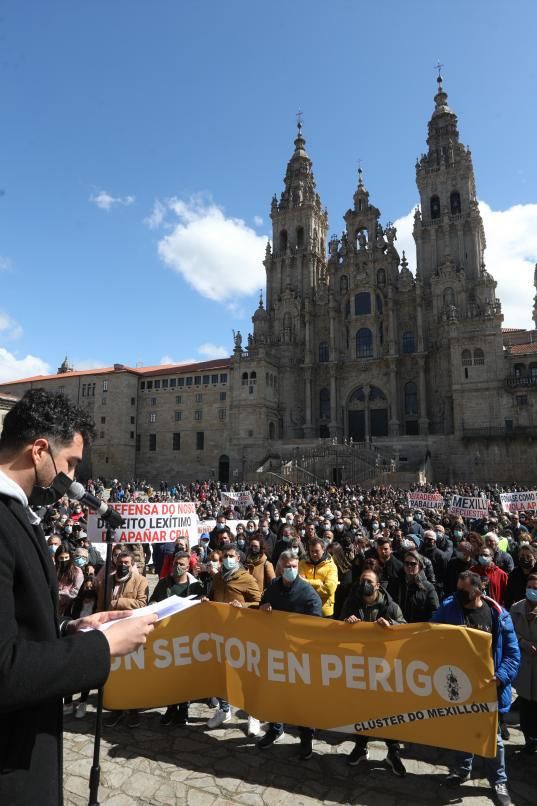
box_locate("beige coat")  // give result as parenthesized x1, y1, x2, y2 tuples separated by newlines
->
(210, 567, 261, 607)
(510, 598, 537, 701)
(97, 570, 148, 611)
(244, 554, 275, 593)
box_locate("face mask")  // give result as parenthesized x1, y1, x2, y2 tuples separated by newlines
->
(405, 517, 412, 523)
(29, 468, 73, 508)
(282, 566, 298, 582)
(335, 524, 344, 532)
(455, 589, 473, 607)
(526, 588, 537, 602)
(174, 565, 188, 576)
(359, 580, 375, 597)
(273, 515, 280, 521)
(282, 535, 291, 543)
(216, 524, 225, 531)
(222, 557, 237, 571)
(209, 561, 219, 571)
(371, 523, 379, 532)
(291, 547, 299, 557)
(249, 546, 260, 556)
(74, 556, 87, 568)
(454, 530, 463, 538)
(58, 559, 70, 570)
(478, 555, 492, 567)
(415, 514, 422, 522)
(299, 529, 306, 537)
(261, 527, 269, 535)
(237, 539, 246, 549)
(64, 526, 72, 535)
(116, 565, 131, 580)
(48, 544, 58, 555)
(455, 550, 468, 561)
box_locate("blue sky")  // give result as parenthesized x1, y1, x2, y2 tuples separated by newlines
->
(1, 0, 537, 381)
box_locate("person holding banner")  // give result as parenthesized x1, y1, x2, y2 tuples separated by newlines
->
(298, 537, 339, 617)
(432, 571, 520, 806)
(339, 567, 407, 775)
(257, 549, 322, 758)
(470, 547, 508, 606)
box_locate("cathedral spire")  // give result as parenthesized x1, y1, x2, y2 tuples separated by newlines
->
(427, 68, 459, 150)
(277, 115, 320, 211)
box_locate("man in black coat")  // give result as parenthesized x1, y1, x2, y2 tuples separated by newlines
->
(0, 389, 157, 806)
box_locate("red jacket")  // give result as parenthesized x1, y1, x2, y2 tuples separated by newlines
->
(470, 562, 508, 605)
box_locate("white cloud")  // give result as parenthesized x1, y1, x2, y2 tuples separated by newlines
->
(157, 195, 267, 302)
(159, 355, 194, 366)
(144, 200, 167, 230)
(0, 256, 12, 271)
(0, 347, 50, 383)
(253, 215, 264, 227)
(393, 201, 537, 329)
(89, 190, 135, 211)
(197, 343, 229, 359)
(72, 358, 105, 370)
(0, 311, 23, 340)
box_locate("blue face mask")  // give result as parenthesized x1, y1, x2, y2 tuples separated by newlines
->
(74, 556, 87, 568)
(222, 557, 237, 571)
(478, 555, 492, 567)
(282, 566, 298, 582)
(526, 588, 537, 603)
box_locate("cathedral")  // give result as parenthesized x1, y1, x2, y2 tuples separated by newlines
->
(2, 75, 537, 485)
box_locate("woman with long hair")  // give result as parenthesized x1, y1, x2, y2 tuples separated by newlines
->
(55, 542, 83, 617)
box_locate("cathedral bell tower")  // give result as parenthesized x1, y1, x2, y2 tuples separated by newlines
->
(266, 119, 328, 314)
(413, 72, 486, 285)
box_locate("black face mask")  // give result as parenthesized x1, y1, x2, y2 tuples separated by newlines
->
(359, 580, 375, 598)
(116, 565, 131, 580)
(30, 470, 73, 508)
(519, 558, 533, 568)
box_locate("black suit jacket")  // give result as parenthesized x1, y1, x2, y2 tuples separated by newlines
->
(0, 493, 110, 806)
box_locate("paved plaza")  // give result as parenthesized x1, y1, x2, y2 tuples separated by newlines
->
(63, 700, 534, 806)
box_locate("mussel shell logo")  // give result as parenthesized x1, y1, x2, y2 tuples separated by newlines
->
(433, 665, 472, 703)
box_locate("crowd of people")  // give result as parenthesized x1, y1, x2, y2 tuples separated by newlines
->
(38, 476, 537, 806)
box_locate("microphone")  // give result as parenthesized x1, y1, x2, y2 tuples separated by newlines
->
(68, 481, 125, 529)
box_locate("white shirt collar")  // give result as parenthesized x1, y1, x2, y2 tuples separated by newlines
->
(0, 468, 41, 525)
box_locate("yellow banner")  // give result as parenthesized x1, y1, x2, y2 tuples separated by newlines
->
(104, 602, 498, 757)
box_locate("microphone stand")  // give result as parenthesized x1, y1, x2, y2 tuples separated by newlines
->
(88, 520, 116, 806)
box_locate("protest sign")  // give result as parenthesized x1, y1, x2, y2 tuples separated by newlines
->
(104, 602, 497, 758)
(87, 501, 197, 546)
(447, 494, 489, 519)
(499, 491, 537, 513)
(407, 492, 444, 510)
(196, 519, 259, 542)
(220, 491, 254, 509)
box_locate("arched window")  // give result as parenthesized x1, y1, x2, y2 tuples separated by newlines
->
(296, 226, 304, 249)
(319, 342, 329, 363)
(339, 275, 349, 294)
(443, 287, 455, 307)
(268, 422, 275, 440)
(430, 195, 441, 220)
(377, 268, 386, 286)
(473, 348, 485, 366)
(354, 292, 371, 315)
(241, 372, 248, 386)
(350, 387, 365, 403)
(450, 191, 461, 215)
(461, 349, 472, 366)
(249, 371, 257, 384)
(356, 328, 373, 358)
(375, 292, 383, 314)
(320, 388, 330, 420)
(279, 229, 288, 252)
(404, 382, 418, 416)
(369, 386, 386, 402)
(402, 331, 415, 354)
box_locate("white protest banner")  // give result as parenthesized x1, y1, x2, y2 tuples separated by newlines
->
(499, 491, 537, 513)
(196, 519, 259, 544)
(448, 494, 489, 520)
(407, 492, 444, 510)
(220, 491, 254, 509)
(87, 501, 198, 545)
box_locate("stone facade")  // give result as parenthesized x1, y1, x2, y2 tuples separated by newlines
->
(1, 76, 537, 484)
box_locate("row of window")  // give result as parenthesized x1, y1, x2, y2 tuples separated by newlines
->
(319, 330, 416, 362)
(461, 349, 485, 366)
(140, 373, 228, 391)
(513, 363, 537, 379)
(137, 432, 205, 452)
(430, 191, 461, 220)
(81, 383, 96, 397)
(149, 392, 227, 406)
(149, 409, 226, 423)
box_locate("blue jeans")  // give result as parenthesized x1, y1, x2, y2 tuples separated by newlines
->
(452, 727, 506, 786)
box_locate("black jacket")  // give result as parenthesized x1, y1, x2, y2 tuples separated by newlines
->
(0, 493, 110, 806)
(339, 586, 405, 624)
(393, 571, 439, 623)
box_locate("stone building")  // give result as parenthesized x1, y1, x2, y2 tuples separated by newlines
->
(1, 76, 537, 485)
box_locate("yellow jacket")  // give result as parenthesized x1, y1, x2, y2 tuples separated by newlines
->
(298, 556, 339, 616)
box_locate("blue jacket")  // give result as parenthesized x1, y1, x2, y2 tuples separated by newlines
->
(261, 576, 322, 617)
(431, 594, 520, 712)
